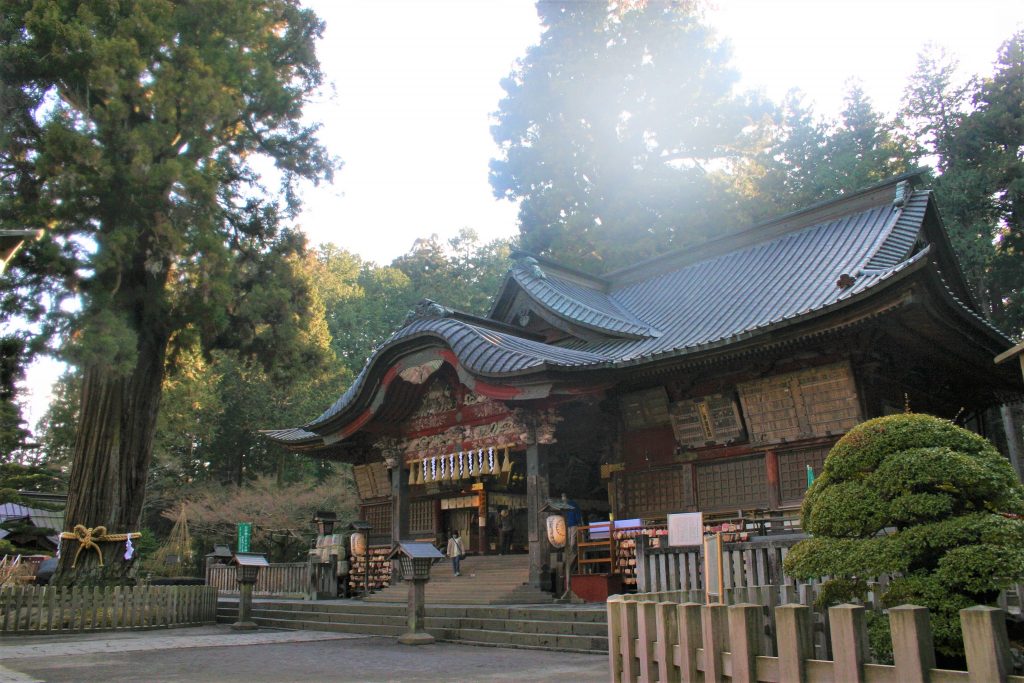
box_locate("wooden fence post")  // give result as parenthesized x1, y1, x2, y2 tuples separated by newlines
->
(829, 604, 869, 683)
(728, 604, 762, 683)
(608, 596, 627, 682)
(776, 604, 813, 683)
(701, 603, 729, 683)
(889, 604, 936, 683)
(655, 602, 680, 683)
(676, 603, 702, 683)
(636, 601, 658, 681)
(960, 606, 1011, 683)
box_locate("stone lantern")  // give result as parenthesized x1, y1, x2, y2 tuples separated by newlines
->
(313, 510, 337, 537)
(387, 542, 444, 645)
(231, 552, 268, 631)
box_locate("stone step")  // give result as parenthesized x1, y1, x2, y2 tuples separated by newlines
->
(220, 600, 606, 623)
(446, 627, 607, 653)
(216, 599, 609, 653)
(219, 606, 606, 637)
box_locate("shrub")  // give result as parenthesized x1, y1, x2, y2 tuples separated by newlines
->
(785, 413, 1024, 659)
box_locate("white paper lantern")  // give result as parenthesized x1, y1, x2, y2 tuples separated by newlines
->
(546, 515, 567, 549)
(350, 531, 366, 556)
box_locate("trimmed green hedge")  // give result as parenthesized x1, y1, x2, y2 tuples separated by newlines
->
(784, 413, 1024, 659)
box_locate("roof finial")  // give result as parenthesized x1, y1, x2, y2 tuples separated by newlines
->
(516, 255, 546, 280)
(893, 180, 909, 207)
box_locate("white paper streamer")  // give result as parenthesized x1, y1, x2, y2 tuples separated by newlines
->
(423, 459, 428, 482)
(431, 456, 437, 481)
(478, 449, 484, 474)
(124, 535, 135, 561)
(459, 452, 464, 477)
(440, 454, 446, 479)
(468, 450, 474, 475)
(448, 454, 455, 479)
(488, 447, 495, 473)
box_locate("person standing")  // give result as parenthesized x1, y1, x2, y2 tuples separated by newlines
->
(498, 508, 513, 555)
(446, 530, 464, 576)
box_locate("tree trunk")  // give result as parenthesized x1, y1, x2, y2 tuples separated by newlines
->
(56, 254, 171, 585)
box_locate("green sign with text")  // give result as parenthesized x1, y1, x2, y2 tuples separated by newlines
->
(237, 522, 252, 553)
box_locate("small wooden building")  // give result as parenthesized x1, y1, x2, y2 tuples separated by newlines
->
(267, 173, 1023, 594)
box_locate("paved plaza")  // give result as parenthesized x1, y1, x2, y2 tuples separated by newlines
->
(0, 625, 607, 682)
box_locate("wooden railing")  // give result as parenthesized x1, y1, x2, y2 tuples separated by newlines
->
(206, 559, 337, 599)
(607, 597, 1024, 682)
(0, 585, 218, 635)
(635, 534, 805, 593)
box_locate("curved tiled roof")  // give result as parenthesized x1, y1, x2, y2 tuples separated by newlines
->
(562, 201, 908, 360)
(269, 182, 1014, 446)
(509, 261, 662, 339)
(305, 316, 613, 430)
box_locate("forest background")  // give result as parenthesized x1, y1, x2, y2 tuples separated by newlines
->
(1, 1, 1022, 569)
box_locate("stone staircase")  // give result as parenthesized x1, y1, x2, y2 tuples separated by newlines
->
(363, 553, 553, 605)
(216, 599, 608, 653)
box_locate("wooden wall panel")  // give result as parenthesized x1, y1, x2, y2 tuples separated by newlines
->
(695, 456, 768, 511)
(738, 362, 861, 445)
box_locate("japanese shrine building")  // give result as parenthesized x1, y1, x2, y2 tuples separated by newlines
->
(267, 172, 1023, 592)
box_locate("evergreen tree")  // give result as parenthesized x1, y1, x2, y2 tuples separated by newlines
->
(902, 34, 1024, 336)
(741, 85, 917, 223)
(0, 0, 334, 582)
(490, 0, 761, 271)
(960, 32, 1024, 335)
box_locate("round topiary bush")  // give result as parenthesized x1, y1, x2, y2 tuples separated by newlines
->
(784, 413, 1024, 660)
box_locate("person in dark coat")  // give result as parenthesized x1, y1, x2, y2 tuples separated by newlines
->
(498, 508, 513, 554)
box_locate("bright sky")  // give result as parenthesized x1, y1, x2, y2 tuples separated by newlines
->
(19, 0, 1024, 429)
(299, 0, 1024, 265)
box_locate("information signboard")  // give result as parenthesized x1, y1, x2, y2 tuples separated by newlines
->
(237, 522, 252, 553)
(667, 512, 703, 547)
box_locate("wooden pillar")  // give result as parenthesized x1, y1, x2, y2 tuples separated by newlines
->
(765, 449, 781, 510)
(1000, 404, 1023, 482)
(526, 440, 550, 589)
(476, 486, 488, 554)
(390, 460, 409, 544)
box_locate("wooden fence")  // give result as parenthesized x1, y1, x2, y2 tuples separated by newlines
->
(0, 585, 218, 635)
(635, 534, 804, 594)
(206, 560, 337, 599)
(607, 598, 1024, 682)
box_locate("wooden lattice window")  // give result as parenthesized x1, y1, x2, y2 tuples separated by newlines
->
(621, 388, 671, 430)
(409, 499, 434, 535)
(738, 362, 861, 444)
(695, 456, 768, 511)
(361, 502, 392, 541)
(670, 393, 746, 447)
(778, 446, 830, 503)
(618, 465, 693, 518)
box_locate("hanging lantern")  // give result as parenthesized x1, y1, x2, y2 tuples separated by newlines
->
(546, 514, 567, 549)
(350, 531, 367, 557)
(501, 447, 512, 474)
